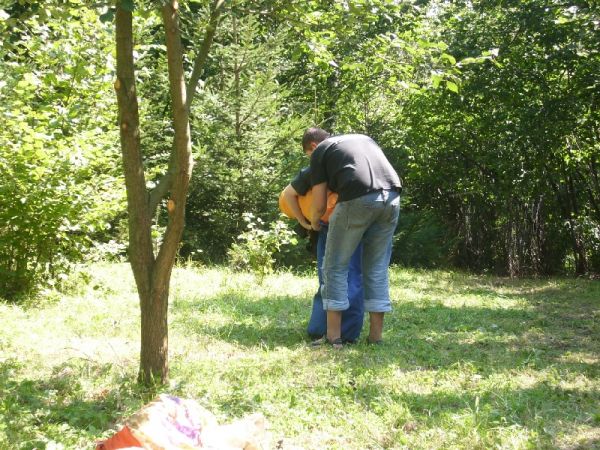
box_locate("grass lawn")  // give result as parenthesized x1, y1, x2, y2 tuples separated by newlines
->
(0, 263, 599, 449)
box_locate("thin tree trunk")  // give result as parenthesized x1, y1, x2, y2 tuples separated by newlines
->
(136, 0, 194, 384)
(114, 8, 154, 286)
(148, 0, 226, 214)
(115, 0, 224, 385)
(139, 286, 169, 383)
(115, 6, 160, 382)
(566, 174, 588, 275)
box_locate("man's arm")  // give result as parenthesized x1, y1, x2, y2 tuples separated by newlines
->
(310, 182, 327, 231)
(282, 184, 311, 230)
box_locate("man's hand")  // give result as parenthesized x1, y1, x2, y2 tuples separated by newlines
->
(310, 182, 327, 231)
(299, 218, 312, 230)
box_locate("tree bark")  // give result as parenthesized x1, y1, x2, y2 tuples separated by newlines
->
(115, 0, 207, 384)
(148, 0, 226, 215)
(114, 7, 154, 285)
(115, 6, 164, 383)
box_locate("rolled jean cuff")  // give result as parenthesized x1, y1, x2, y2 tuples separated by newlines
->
(322, 297, 349, 311)
(364, 298, 392, 313)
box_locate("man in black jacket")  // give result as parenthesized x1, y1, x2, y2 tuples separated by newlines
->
(305, 128, 401, 347)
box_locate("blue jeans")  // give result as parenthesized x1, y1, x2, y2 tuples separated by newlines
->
(322, 189, 400, 312)
(307, 224, 364, 342)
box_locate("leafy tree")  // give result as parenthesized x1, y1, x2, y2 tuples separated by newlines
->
(0, 3, 122, 298)
(402, 0, 600, 275)
(184, 12, 307, 262)
(112, 0, 225, 384)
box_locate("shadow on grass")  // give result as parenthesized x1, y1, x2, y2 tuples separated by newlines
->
(346, 380, 600, 448)
(0, 359, 144, 447)
(169, 274, 599, 447)
(172, 282, 599, 377)
(172, 292, 312, 349)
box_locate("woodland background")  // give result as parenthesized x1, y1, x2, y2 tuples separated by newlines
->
(1, 2, 599, 448)
(1, 0, 599, 298)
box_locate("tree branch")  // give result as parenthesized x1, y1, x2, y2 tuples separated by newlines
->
(153, 0, 193, 294)
(186, 0, 226, 110)
(114, 5, 154, 293)
(148, 0, 226, 215)
(148, 152, 175, 213)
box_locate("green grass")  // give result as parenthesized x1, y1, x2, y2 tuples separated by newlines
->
(1, 263, 599, 449)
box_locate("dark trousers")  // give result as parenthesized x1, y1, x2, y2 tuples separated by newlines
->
(306, 224, 364, 342)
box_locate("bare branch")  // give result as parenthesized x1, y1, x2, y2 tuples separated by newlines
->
(148, 0, 226, 215)
(148, 153, 175, 214)
(186, 0, 227, 110)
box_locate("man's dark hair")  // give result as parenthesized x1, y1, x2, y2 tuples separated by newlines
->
(302, 127, 331, 151)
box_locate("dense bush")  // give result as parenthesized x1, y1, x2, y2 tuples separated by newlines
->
(182, 15, 308, 263)
(1, 1, 598, 282)
(228, 213, 298, 280)
(392, 208, 456, 268)
(0, 119, 121, 299)
(0, 5, 123, 298)
(399, 1, 600, 275)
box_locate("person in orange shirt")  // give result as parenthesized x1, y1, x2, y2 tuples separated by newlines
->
(280, 167, 364, 343)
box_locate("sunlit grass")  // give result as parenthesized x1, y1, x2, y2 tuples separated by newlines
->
(0, 263, 598, 449)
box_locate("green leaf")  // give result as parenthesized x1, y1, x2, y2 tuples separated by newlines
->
(23, 73, 41, 87)
(446, 81, 459, 93)
(99, 9, 114, 23)
(554, 16, 572, 24)
(441, 53, 456, 65)
(457, 57, 479, 67)
(119, 0, 135, 12)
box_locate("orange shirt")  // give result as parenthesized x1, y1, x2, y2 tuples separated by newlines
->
(279, 189, 338, 224)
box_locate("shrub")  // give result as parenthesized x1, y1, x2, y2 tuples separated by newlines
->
(393, 209, 456, 268)
(228, 213, 297, 281)
(0, 7, 123, 299)
(0, 126, 118, 299)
